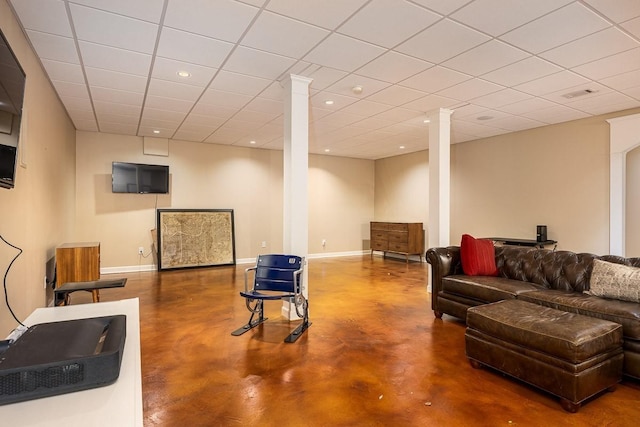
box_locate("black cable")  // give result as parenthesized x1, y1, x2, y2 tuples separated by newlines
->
(0, 233, 25, 327)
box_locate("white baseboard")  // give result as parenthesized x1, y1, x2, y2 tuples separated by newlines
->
(100, 250, 371, 275)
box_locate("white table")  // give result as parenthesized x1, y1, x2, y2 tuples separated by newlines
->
(0, 298, 143, 426)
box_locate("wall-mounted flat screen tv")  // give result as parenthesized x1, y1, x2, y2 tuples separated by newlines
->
(0, 28, 26, 190)
(112, 162, 169, 194)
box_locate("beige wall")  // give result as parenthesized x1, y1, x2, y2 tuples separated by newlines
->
(0, 0, 77, 336)
(375, 108, 640, 256)
(75, 131, 375, 269)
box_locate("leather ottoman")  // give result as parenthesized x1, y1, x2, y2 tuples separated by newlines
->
(465, 299, 623, 412)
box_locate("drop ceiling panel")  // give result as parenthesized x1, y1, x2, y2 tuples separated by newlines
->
(355, 51, 433, 84)
(303, 33, 386, 72)
(208, 71, 271, 97)
(366, 85, 427, 106)
(150, 58, 217, 87)
(40, 59, 84, 83)
(571, 47, 640, 80)
(442, 40, 529, 76)
(396, 19, 489, 64)
(241, 11, 330, 58)
(223, 46, 297, 80)
(69, 4, 159, 53)
(400, 66, 471, 93)
(600, 69, 640, 91)
(451, 0, 572, 36)
(623, 17, 640, 38)
(470, 88, 532, 109)
(90, 86, 144, 105)
(514, 71, 590, 96)
(481, 57, 562, 87)
(437, 78, 503, 102)
(410, 0, 474, 16)
(583, 0, 640, 23)
(164, 0, 258, 43)
(78, 41, 151, 75)
(147, 79, 204, 102)
(325, 74, 390, 98)
(85, 67, 147, 92)
(69, 0, 165, 23)
(540, 28, 640, 69)
(337, 0, 441, 48)
(156, 28, 233, 68)
(500, 3, 611, 54)
(25, 30, 79, 63)
(521, 105, 589, 123)
(10, 0, 72, 36)
(265, 0, 369, 30)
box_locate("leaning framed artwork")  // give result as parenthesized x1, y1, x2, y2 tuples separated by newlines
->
(157, 209, 236, 271)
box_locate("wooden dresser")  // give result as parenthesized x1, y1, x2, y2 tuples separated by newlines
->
(55, 242, 100, 303)
(370, 222, 425, 262)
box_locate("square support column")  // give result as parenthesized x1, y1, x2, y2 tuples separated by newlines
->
(282, 74, 312, 319)
(428, 108, 453, 249)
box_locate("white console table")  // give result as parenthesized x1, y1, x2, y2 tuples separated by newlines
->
(0, 298, 142, 426)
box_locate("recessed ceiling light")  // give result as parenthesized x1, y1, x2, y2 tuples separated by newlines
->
(153, 130, 160, 134)
(324, 100, 334, 105)
(352, 85, 363, 95)
(324, 148, 330, 152)
(250, 140, 256, 144)
(399, 146, 405, 149)
(423, 119, 430, 123)
(177, 71, 191, 78)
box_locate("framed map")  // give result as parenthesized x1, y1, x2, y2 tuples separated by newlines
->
(157, 209, 236, 271)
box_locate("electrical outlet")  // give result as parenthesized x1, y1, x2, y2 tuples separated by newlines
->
(138, 247, 144, 255)
(322, 239, 326, 247)
(261, 241, 267, 248)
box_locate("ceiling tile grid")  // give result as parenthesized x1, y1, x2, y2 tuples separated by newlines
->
(6, 0, 640, 160)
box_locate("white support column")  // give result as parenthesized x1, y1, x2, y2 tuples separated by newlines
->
(607, 113, 640, 256)
(428, 108, 454, 249)
(282, 74, 312, 320)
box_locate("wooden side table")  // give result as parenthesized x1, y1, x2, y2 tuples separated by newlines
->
(55, 242, 100, 304)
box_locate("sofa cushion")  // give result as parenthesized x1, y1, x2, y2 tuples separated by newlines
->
(443, 275, 545, 303)
(586, 259, 640, 303)
(519, 289, 640, 341)
(460, 234, 498, 276)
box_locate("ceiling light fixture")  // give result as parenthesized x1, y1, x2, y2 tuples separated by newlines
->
(324, 100, 334, 105)
(477, 115, 493, 121)
(177, 71, 191, 78)
(250, 140, 256, 144)
(153, 130, 160, 134)
(423, 119, 430, 124)
(399, 146, 405, 149)
(324, 148, 330, 152)
(352, 85, 363, 95)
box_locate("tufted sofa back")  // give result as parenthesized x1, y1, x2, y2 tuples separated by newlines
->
(494, 246, 640, 292)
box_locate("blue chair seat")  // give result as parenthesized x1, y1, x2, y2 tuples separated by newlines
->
(232, 254, 310, 343)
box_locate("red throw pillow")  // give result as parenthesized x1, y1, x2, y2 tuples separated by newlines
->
(460, 234, 498, 276)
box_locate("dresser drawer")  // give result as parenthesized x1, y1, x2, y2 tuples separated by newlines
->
(371, 231, 388, 241)
(371, 240, 388, 251)
(388, 232, 408, 243)
(371, 222, 389, 231)
(388, 223, 408, 232)
(388, 242, 409, 252)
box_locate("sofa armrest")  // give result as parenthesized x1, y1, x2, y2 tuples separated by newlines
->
(426, 246, 461, 312)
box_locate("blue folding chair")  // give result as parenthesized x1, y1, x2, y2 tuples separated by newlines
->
(232, 254, 310, 343)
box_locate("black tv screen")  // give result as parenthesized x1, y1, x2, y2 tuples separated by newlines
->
(112, 162, 169, 194)
(0, 144, 17, 189)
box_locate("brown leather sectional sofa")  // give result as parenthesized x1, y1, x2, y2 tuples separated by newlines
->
(426, 245, 640, 379)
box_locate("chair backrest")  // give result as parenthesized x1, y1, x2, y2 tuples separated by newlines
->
(254, 254, 303, 293)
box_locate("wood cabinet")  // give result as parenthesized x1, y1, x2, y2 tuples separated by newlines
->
(370, 222, 424, 262)
(56, 242, 100, 303)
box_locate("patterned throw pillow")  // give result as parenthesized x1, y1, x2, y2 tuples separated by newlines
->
(586, 259, 640, 303)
